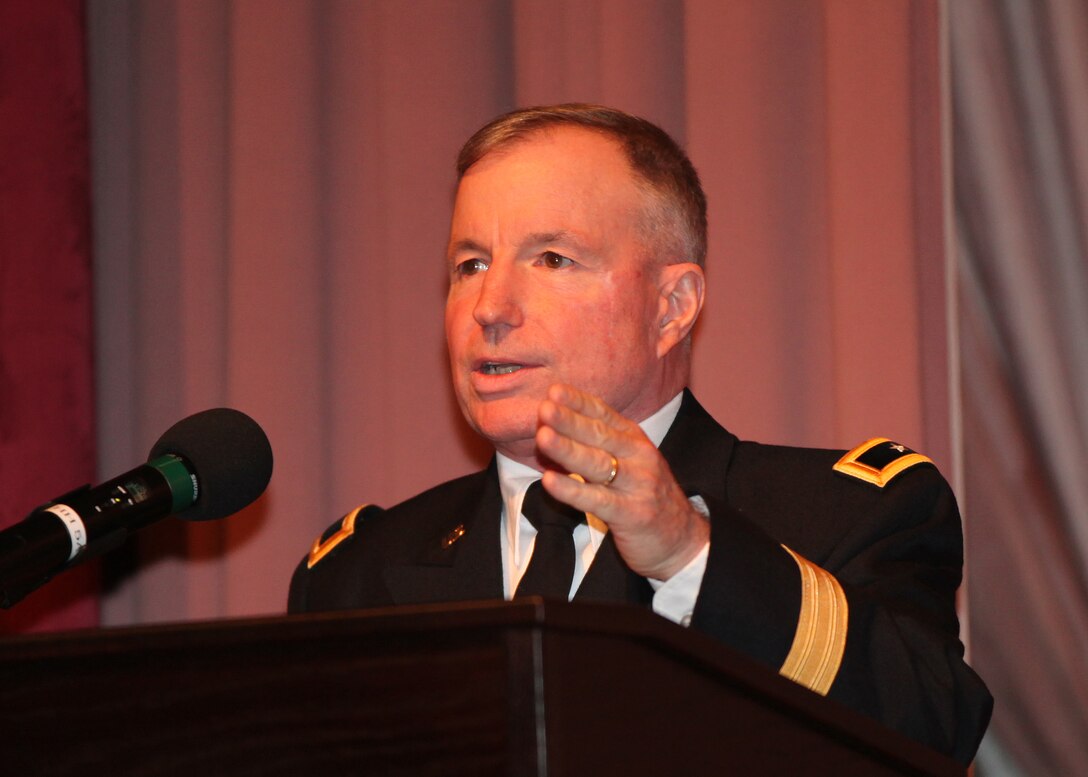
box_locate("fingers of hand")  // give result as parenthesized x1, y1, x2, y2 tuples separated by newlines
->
(538, 397, 611, 450)
(538, 385, 646, 489)
(545, 384, 628, 434)
(541, 468, 616, 517)
(535, 423, 621, 487)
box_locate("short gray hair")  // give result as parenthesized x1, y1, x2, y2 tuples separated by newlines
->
(457, 104, 708, 268)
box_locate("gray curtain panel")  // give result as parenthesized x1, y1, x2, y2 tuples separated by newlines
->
(952, 0, 1088, 774)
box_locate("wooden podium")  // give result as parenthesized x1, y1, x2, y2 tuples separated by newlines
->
(0, 600, 963, 776)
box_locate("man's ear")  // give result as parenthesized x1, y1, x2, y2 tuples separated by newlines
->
(655, 262, 705, 358)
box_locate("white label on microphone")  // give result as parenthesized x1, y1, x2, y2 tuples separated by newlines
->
(44, 504, 88, 562)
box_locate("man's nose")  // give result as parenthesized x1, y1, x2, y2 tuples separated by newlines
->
(472, 263, 523, 330)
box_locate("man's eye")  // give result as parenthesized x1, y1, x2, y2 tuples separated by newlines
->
(540, 251, 574, 269)
(455, 258, 488, 277)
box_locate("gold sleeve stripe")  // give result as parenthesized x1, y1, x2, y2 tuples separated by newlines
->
(307, 505, 368, 569)
(778, 546, 849, 696)
(833, 437, 933, 488)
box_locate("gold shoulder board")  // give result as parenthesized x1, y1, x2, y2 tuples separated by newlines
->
(833, 438, 932, 488)
(307, 504, 369, 569)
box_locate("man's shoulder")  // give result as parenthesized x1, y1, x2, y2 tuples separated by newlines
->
(288, 465, 498, 612)
(730, 436, 948, 496)
(674, 391, 949, 500)
(725, 435, 957, 560)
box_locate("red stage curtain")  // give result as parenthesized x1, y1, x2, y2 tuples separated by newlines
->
(0, 0, 98, 633)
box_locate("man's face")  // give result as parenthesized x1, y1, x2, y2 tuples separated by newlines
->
(445, 126, 672, 464)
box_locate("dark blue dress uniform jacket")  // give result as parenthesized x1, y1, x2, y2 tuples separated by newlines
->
(289, 390, 992, 763)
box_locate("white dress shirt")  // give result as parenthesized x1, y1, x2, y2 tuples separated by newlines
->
(496, 392, 710, 626)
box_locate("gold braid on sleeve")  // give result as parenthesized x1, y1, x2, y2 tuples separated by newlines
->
(777, 545, 849, 696)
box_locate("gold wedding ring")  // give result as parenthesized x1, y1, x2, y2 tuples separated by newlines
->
(569, 455, 619, 487)
(603, 455, 619, 486)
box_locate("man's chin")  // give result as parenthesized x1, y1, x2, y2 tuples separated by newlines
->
(465, 399, 540, 455)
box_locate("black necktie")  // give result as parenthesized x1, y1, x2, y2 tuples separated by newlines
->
(514, 480, 585, 599)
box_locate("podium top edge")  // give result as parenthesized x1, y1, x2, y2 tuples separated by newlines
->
(0, 601, 963, 777)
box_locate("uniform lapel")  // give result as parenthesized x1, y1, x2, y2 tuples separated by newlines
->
(658, 390, 738, 503)
(383, 460, 506, 606)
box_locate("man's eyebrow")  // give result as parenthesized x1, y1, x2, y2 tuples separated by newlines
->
(447, 238, 487, 257)
(448, 231, 582, 256)
(446, 229, 587, 260)
(525, 230, 575, 247)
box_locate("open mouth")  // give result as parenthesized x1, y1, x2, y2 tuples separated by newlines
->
(479, 362, 524, 376)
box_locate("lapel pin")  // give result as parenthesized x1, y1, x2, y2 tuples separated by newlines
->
(442, 524, 466, 549)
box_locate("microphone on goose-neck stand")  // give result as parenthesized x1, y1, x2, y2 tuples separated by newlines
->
(0, 408, 273, 608)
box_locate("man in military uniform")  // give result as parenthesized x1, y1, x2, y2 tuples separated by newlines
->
(289, 104, 991, 763)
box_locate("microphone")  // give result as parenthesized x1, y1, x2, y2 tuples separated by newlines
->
(0, 408, 273, 608)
